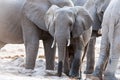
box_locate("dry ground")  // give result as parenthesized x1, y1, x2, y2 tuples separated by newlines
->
(0, 37, 120, 80)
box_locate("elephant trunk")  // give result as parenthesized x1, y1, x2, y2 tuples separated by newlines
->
(57, 45, 66, 76)
(55, 33, 70, 76)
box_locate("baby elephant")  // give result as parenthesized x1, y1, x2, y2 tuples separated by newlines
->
(45, 5, 93, 78)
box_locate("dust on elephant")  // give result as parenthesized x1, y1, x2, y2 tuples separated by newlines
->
(0, 0, 73, 71)
(45, 5, 93, 77)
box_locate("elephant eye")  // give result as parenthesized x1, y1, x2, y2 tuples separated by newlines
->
(69, 22, 72, 27)
(68, 22, 73, 31)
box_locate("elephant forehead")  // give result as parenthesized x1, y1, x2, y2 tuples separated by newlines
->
(56, 8, 74, 16)
(55, 12, 74, 23)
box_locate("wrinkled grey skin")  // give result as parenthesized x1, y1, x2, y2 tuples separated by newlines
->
(83, 0, 103, 74)
(72, 0, 102, 74)
(91, 0, 120, 80)
(0, 0, 73, 71)
(91, 0, 112, 79)
(45, 5, 92, 77)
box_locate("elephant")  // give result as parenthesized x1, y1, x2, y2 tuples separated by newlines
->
(0, 0, 74, 71)
(71, 0, 102, 74)
(44, 5, 93, 77)
(90, 0, 120, 80)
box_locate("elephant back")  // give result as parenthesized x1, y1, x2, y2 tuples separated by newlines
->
(0, 0, 26, 27)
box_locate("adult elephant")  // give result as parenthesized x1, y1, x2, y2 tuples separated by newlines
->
(0, 0, 74, 71)
(91, 0, 120, 80)
(45, 5, 93, 77)
(90, 0, 111, 79)
(90, 0, 120, 80)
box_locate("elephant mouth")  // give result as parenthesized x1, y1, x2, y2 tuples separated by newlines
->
(51, 38, 71, 48)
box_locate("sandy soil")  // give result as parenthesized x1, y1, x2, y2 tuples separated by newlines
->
(0, 37, 120, 80)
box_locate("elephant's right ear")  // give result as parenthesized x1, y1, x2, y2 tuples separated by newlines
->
(44, 5, 60, 36)
(72, 6, 93, 38)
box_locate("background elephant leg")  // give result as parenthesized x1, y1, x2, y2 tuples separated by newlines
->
(22, 17, 39, 69)
(92, 45, 110, 79)
(43, 37, 56, 70)
(104, 45, 120, 80)
(91, 25, 110, 79)
(84, 36, 96, 74)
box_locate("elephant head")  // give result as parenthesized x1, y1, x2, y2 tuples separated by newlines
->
(44, 5, 93, 76)
(95, 0, 111, 21)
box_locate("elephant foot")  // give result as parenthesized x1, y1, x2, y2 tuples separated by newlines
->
(86, 72, 103, 80)
(46, 65, 54, 70)
(104, 72, 117, 80)
(57, 61, 62, 77)
(69, 74, 80, 79)
(45, 70, 57, 76)
(69, 70, 81, 79)
(84, 69, 93, 74)
(18, 68, 35, 76)
(87, 74, 101, 80)
(91, 68, 103, 79)
(25, 62, 35, 70)
(103, 76, 117, 80)
(64, 70, 69, 76)
(25, 66, 34, 70)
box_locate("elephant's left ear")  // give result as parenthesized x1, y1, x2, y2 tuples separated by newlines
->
(44, 5, 60, 36)
(72, 6, 93, 38)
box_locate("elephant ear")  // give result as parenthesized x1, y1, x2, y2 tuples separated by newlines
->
(44, 5, 60, 37)
(72, 6, 93, 38)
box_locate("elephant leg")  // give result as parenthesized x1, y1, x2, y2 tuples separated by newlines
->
(22, 17, 39, 69)
(43, 37, 56, 70)
(84, 36, 96, 74)
(69, 50, 82, 78)
(92, 45, 110, 80)
(104, 43, 120, 80)
(63, 45, 74, 76)
(91, 24, 110, 79)
(104, 59, 119, 80)
(69, 38, 82, 78)
(69, 53, 74, 68)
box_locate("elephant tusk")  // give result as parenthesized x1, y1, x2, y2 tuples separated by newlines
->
(67, 39, 70, 46)
(51, 39, 56, 48)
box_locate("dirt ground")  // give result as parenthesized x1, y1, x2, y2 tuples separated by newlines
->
(0, 37, 120, 80)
